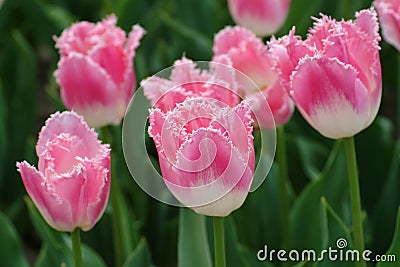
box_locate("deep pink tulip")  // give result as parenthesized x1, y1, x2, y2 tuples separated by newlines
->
(148, 98, 255, 216)
(374, 0, 400, 51)
(17, 111, 111, 232)
(142, 56, 239, 111)
(227, 0, 290, 36)
(213, 26, 294, 128)
(271, 9, 382, 139)
(54, 15, 145, 127)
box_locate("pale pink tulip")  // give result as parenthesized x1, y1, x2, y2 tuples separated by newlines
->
(270, 9, 382, 139)
(54, 15, 145, 127)
(213, 26, 294, 128)
(148, 98, 255, 216)
(17, 111, 111, 232)
(374, 0, 400, 51)
(142, 56, 239, 111)
(227, 0, 290, 36)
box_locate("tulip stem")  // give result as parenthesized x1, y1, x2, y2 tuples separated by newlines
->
(213, 217, 226, 267)
(397, 53, 400, 138)
(344, 137, 366, 267)
(101, 127, 131, 267)
(71, 228, 82, 267)
(343, 0, 352, 19)
(277, 126, 290, 251)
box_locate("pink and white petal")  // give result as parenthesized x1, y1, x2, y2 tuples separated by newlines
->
(55, 54, 119, 110)
(74, 97, 127, 127)
(54, 21, 97, 57)
(264, 84, 294, 127)
(268, 29, 310, 90)
(170, 57, 211, 85)
(291, 56, 370, 139)
(90, 44, 126, 86)
(227, 0, 290, 36)
(92, 14, 126, 48)
(37, 111, 101, 157)
(355, 8, 381, 45)
(192, 165, 253, 217)
(17, 162, 74, 231)
(163, 128, 251, 209)
(78, 161, 110, 231)
(213, 26, 258, 55)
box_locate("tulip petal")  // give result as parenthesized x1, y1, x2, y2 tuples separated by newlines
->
(291, 56, 370, 139)
(37, 111, 101, 158)
(227, 0, 290, 36)
(17, 162, 74, 231)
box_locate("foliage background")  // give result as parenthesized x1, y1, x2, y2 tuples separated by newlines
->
(0, 0, 399, 266)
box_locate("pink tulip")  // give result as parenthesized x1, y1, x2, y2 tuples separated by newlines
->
(270, 9, 382, 139)
(142, 56, 239, 111)
(227, 0, 290, 36)
(17, 111, 111, 232)
(374, 0, 400, 51)
(148, 98, 255, 216)
(54, 15, 145, 127)
(213, 26, 294, 128)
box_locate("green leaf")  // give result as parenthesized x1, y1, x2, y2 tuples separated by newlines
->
(0, 211, 29, 267)
(123, 238, 153, 267)
(178, 208, 212, 267)
(376, 207, 400, 267)
(290, 140, 350, 250)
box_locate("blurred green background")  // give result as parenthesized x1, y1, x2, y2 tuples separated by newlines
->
(0, 0, 399, 266)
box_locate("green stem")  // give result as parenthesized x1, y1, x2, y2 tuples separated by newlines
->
(71, 228, 82, 267)
(344, 137, 366, 267)
(101, 127, 130, 267)
(343, 0, 352, 19)
(277, 126, 290, 251)
(213, 217, 226, 267)
(397, 54, 400, 138)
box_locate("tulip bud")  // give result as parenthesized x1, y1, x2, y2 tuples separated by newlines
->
(148, 98, 255, 217)
(54, 15, 145, 127)
(17, 111, 111, 232)
(227, 0, 290, 36)
(270, 9, 382, 139)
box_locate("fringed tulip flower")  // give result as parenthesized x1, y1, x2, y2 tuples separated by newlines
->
(148, 98, 255, 216)
(271, 9, 382, 139)
(227, 0, 290, 36)
(213, 26, 294, 128)
(17, 111, 111, 232)
(142, 56, 239, 111)
(54, 15, 145, 127)
(374, 0, 400, 51)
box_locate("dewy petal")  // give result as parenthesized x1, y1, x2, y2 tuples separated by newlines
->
(17, 162, 74, 231)
(291, 56, 370, 139)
